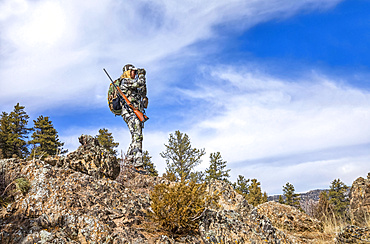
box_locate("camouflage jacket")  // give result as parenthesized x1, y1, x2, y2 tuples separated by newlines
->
(119, 73, 147, 112)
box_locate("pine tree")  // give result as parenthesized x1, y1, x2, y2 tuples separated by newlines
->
(28, 115, 66, 159)
(329, 179, 349, 219)
(278, 195, 284, 204)
(262, 192, 268, 203)
(0, 112, 12, 159)
(233, 176, 267, 206)
(282, 182, 300, 208)
(8, 103, 32, 158)
(142, 150, 158, 176)
(247, 179, 267, 206)
(96, 128, 119, 155)
(204, 152, 230, 182)
(233, 175, 250, 196)
(160, 130, 205, 182)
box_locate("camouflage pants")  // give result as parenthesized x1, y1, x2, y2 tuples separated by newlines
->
(121, 110, 143, 167)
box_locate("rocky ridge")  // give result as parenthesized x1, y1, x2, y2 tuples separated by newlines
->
(0, 135, 369, 243)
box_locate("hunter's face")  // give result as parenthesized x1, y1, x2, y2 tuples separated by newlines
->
(130, 70, 136, 79)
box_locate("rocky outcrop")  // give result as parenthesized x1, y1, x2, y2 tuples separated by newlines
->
(200, 180, 291, 243)
(335, 225, 370, 243)
(349, 172, 370, 226)
(8, 140, 370, 243)
(45, 135, 120, 180)
(0, 159, 152, 243)
(331, 173, 370, 243)
(0, 155, 296, 244)
(258, 201, 323, 233)
(257, 201, 327, 243)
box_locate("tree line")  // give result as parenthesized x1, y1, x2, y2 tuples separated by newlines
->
(0, 103, 66, 159)
(0, 103, 119, 160)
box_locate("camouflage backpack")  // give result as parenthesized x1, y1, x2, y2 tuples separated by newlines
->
(107, 79, 122, 116)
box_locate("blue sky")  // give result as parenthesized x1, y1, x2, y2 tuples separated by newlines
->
(1, 0, 369, 195)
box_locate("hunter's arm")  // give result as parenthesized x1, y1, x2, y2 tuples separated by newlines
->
(124, 70, 146, 88)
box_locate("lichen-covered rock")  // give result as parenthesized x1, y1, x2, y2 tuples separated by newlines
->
(257, 201, 323, 233)
(5, 153, 363, 243)
(0, 158, 29, 182)
(199, 208, 291, 244)
(0, 159, 151, 243)
(200, 179, 291, 244)
(62, 134, 120, 180)
(349, 172, 370, 226)
(206, 179, 250, 211)
(257, 201, 328, 243)
(335, 225, 370, 243)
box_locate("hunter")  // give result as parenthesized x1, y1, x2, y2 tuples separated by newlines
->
(119, 64, 148, 170)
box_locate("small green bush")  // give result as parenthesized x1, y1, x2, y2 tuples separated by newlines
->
(1, 177, 30, 198)
(149, 180, 219, 234)
(14, 178, 30, 195)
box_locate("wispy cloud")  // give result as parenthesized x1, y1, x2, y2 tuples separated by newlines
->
(181, 65, 370, 161)
(238, 154, 370, 194)
(174, 64, 370, 193)
(0, 0, 343, 113)
(4, 0, 365, 195)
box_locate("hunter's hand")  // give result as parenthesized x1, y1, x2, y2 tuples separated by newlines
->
(137, 68, 146, 76)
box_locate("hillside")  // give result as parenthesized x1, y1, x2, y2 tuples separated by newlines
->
(0, 135, 369, 243)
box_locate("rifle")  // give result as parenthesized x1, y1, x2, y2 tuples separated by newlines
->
(103, 68, 149, 123)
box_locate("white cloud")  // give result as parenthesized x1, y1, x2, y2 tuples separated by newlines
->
(58, 63, 370, 194)
(233, 154, 370, 195)
(0, 0, 28, 21)
(4, 0, 361, 195)
(0, 0, 343, 113)
(183, 66, 370, 163)
(163, 65, 370, 193)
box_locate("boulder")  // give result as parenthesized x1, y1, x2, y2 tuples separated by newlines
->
(349, 172, 370, 226)
(62, 135, 120, 180)
(199, 179, 291, 243)
(257, 201, 329, 243)
(335, 225, 370, 243)
(257, 201, 323, 233)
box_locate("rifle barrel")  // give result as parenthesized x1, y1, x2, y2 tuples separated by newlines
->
(103, 68, 114, 82)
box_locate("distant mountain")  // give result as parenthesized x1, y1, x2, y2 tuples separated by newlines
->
(268, 189, 326, 203)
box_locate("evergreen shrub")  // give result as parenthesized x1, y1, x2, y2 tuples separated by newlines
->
(148, 180, 219, 234)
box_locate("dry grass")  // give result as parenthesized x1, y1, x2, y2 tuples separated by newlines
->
(313, 215, 349, 243)
(364, 212, 370, 228)
(290, 217, 347, 243)
(323, 216, 347, 234)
